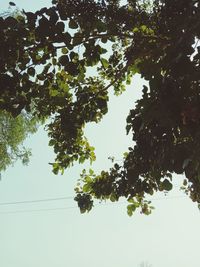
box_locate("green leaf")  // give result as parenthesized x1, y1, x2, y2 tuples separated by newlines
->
(127, 205, 133, 216)
(101, 58, 109, 68)
(126, 76, 131, 85)
(127, 204, 136, 216)
(89, 169, 94, 175)
(52, 163, 60, 175)
(61, 47, 68, 54)
(52, 58, 57, 65)
(83, 184, 91, 193)
(49, 139, 56, 146)
(96, 21, 106, 32)
(9, 2, 16, 6)
(79, 156, 85, 164)
(162, 179, 173, 191)
(50, 90, 59, 97)
(140, 25, 147, 32)
(110, 193, 117, 202)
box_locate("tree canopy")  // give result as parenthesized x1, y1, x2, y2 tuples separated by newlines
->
(1, 0, 200, 215)
(0, 8, 41, 175)
(0, 110, 38, 173)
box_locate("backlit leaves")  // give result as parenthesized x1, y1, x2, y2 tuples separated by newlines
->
(1, 0, 200, 215)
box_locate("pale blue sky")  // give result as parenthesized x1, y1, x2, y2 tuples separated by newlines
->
(0, 1, 200, 267)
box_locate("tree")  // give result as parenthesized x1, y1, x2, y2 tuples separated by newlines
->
(139, 262, 152, 267)
(0, 6, 40, 175)
(0, 110, 38, 174)
(1, 0, 200, 214)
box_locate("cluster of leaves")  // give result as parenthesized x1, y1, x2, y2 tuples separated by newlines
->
(1, 0, 150, 171)
(74, 0, 200, 214)
(1, 0, 200, 215)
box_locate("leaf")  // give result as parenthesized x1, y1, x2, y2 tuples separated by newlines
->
(101, 58, 109, 68)
(83, 184, 91, 193)
(9, 2, 16, 6)
(96, 21, 106, 32)
(52, 58, 57, 65)
(69, 19, 78, 29)
(140, 25, 147, 32)
(59, 55, 69, 66)
(5, 17, 18, 27)
(27, 67, 35, 77)
(101, 37, 107, 43)
(126, 76, 131, 85)
(37, 74, 45, 81)
(61, 47, 68, 54)
(49, 139, 56, 146)
(127, 205, 133, 216)
(132, 27, 139, 32)
(162, 179, 173, 191)
(63, 32, 71, 46)
(127, 204, 136, 216)
(56, 21, 65, 32)
(110, 193, 117, 202)
(65, 62, 79, 76)
(89, 169, 94, 175)
(79, 156, 85, 164)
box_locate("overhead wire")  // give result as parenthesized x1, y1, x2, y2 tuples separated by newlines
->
(0, 183, 184, 207)
(0, 206, 76, 214)
(0, 194, 187, 215)
(0, 196, 74, 206)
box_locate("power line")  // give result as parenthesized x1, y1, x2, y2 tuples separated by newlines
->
(0, 196, 74, 206)
(0, 195, 187, 215)
(0, 183, 184, 206)
(148, 195, 187, 201)
(0, 192, 185, 207)
(0, 206, 76, 214)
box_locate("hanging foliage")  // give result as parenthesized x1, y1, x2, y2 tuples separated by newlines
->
(1, 0, 200, 214)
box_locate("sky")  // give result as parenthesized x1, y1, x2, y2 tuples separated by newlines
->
(1, 1, 200, 267)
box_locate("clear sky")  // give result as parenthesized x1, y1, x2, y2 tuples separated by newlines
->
(1, 1, 200, 267)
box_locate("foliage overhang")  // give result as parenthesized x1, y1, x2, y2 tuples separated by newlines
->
(1, 0, 200, 215)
